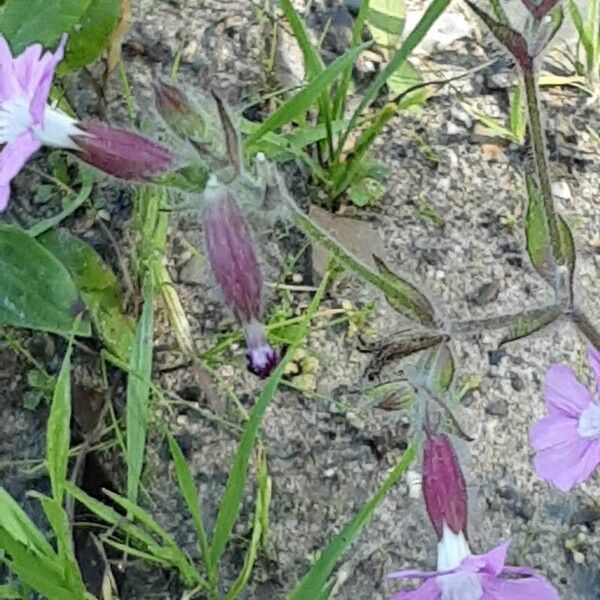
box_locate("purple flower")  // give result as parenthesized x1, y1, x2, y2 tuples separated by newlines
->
(0, 35, 173, 210)
(203, 177, 278, 378)
(389, 539, 559, 600)
(530, 346, 600, 492)
(388, 433, 560, 599)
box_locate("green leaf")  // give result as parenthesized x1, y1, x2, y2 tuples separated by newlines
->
(347, 177, 386, 207)
(567, 0, 593, 71)
(500, 304, 562, 346)
(0, 225, 90, 336)
(416, 341, 454, 393)
(367, 0, 406, 54)
(387, 61, 427, 108)
(166, 430, 213, 578)
(508, 83, 526, 143)
(525, 174, 575, 288)
(61, 0, 121, 71)
(46, 338, 74, 505)
(0, 584, 21, 599)
(39, 229, 135, 360)
(0, 0, 91, 53)
(288, 444, 416, 600)
(245, 43, 368, 150)
(127, 278, 154, 504)
(372, 255, 436, 327)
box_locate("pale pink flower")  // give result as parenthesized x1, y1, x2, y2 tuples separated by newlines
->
(388, 433, 559, 599)
(0, 35, 173, 210)
(203, 177, 278, 378)
(530, 346, 600, 492)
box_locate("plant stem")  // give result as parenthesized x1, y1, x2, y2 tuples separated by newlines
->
(521, 66, 563, 263)
(573, 308, 600, 350)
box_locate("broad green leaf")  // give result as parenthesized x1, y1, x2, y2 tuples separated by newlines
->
(0, 584, 21, 599)
(166, 430, 213, 578)
(0, 225, 90, 337)
(0, 0, 91, 53)
(367, 0, 406, 54)
(387, 61, 427, 107)
(46, 339, 74, 505)
(288, 444, 416, 600)
(127, 278, 154, 504)
(373, 255, 436, 327)
(39, 229, 135, 360)
(525, 174, 575, 288)
(61, 0, 121, 71)
(245, 43, 368, 150)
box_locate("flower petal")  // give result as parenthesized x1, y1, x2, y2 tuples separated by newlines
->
(588, 345, 600, 395)
(13, 42, 44, 95)
(437, 571, 483, 600)
(545, 364, 592, 417)
(0, 185, 10, 211)
(533, 437, 600, 492)
(0, 129, 41, 186)
(530, 414, 580, 451)
(481, 573, 559, 599)
(461, 540, 510, 577)
(0, 36, 16, 101)
(391, 578, 441, 600)
(29, 33, 67, 124)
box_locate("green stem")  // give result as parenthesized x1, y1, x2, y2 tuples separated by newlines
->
(522, 66, 563, 263)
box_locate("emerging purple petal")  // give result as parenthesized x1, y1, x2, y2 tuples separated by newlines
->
(481, 572, 560, 599)
(244, 319, 278, 379)
(72, 123, 174, 181)
(422, 434, 468, 541)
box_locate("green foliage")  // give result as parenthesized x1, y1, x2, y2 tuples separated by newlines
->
(567, 0, 600, 88)
(0, 0, 120, 70)
(39, 229, 135, 360)
(0, 225, 90, 337)
(126, 278, 155, 505)
(288, 444, 416, 600)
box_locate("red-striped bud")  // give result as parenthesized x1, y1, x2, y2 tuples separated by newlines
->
(72, 123, 174, 181)
(422, 433, 468, 541)
(203, 177, 278, 378)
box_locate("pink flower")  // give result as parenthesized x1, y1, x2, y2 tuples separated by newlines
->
(389, 539, 559, 600)
(530, 346, 600, 492)
(388, 433, 559, 599)
(203, 176, 278, 378)
(0, 35, 173, 211)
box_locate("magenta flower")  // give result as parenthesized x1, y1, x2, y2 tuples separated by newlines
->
(0, 35, 173, 210)
(203, 177, 278, 378)
(388, 433, 559, 599)
(530, 346, 600, 492)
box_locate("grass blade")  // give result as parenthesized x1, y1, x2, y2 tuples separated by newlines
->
(166, 430, 213, 578)
(209, 267, 332, 567)
(245, 43, 368, 151)
(126, 277, 155, 504)
(335, 0, 451, 159)
(46, 334, 74, 505)
(288, 443, 416, 600)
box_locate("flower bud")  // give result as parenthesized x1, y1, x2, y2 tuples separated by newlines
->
(422, 433, 468, 541)
(72, 123, 174, 181)
(153, 80, 206, 143)
(203, 177, 278, 378)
